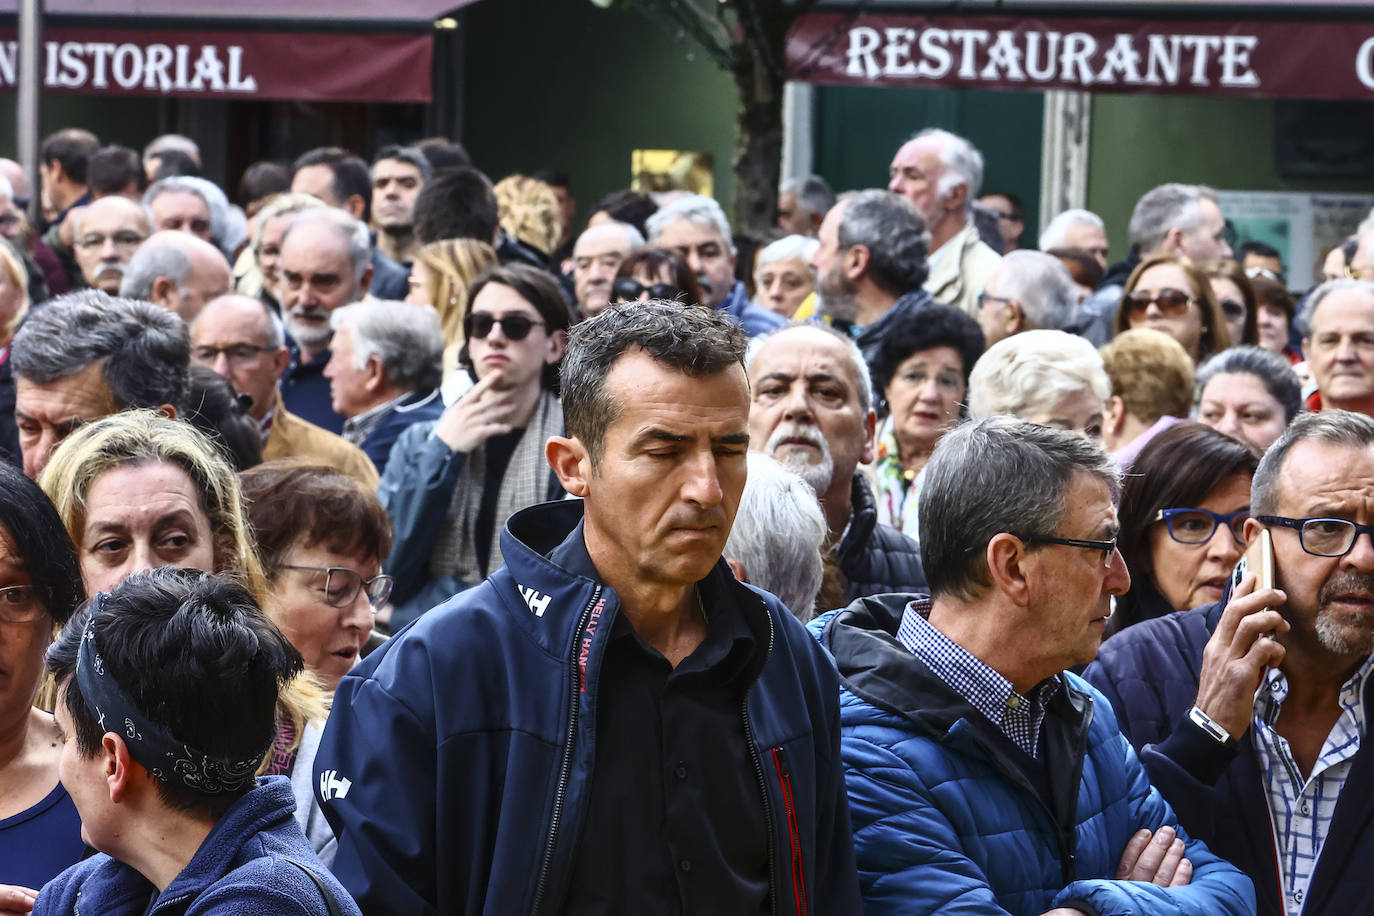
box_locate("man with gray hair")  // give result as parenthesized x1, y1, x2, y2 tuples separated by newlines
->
(977, 250, 1077, 350)
(571, 220, 644, 319)
(724, 451, 828, 621)
(324, 301, 444, 475)
(887, 127, 1001, 316)
(1088, 409, 1374, 915)
(811, 189, 932, 367)
(747, 322, 926, 604)
(70, 195, 151, 294)
(1299, 277, 1374, 416)
(777, 174, 835, 237)
(119, 230, 232, 323)
(143, 175, 243, 259)
(816, 416, 1255, 915)
(277, 207, 374, 435)
(1070, 184, 1232, 345)
(190, 293, 378, 489)
(646, 192, 786, 336)
(12, 290, 189, 478)
(1039, 208, 1111, 271)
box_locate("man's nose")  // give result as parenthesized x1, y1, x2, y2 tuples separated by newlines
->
(681, 453, 724, 509)
(1105, 547, 1131, 596)
(887, 175, 902, 194)
(210, 352, 234, 379)
(1343, 527, 1374, 572)
(1215, 410, 1244, 439)
(781, 384, 813, 419)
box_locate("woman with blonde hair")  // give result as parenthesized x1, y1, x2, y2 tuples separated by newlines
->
(494, 174, 563, 259)
(0, 240, 30, 466)
(407, 237, 499, 401)
(36, 410, 334, 859)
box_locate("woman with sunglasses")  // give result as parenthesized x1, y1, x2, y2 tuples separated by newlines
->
(610, 248, 703, 308)
(380, 263, 571, 628)
(1113, 253, 1231, 364)
(1110, 421, 1260, 635)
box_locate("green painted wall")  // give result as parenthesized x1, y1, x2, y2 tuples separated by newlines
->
(0, 94, 162, 158)
(811, 86, 1045, 236)
(460, 0, 739, 235)
(1087, 93, 1374, 261)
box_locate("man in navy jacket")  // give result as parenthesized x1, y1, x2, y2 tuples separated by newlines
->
(1087, 409, 1374, 916)
(315, 300, 859, 914)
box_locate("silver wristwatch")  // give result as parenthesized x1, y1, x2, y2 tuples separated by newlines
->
(1187, 706, 1238, 749)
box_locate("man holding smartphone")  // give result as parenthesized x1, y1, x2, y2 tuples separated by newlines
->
(1087, 409, 1374, 916)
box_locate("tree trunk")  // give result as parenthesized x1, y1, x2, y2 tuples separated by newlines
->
(730, 39, 785, 243)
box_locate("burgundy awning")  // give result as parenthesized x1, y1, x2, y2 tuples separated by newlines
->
(0, 0, 471, 23)
(788, 10, 1374, 101)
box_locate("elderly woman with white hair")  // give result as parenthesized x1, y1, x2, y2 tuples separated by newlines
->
(753, 234, 819, 319)
(968, 328, 1111, 446)
(724, 452, 828, 621)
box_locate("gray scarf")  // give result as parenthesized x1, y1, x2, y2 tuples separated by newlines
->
(428, 391, 562, 584)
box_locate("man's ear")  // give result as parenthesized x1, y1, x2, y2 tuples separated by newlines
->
(151, 276, 178, 309)
(363, 355, 386, 393)
(844, 245, 871, 284)
(859, 408, 877, 466)
(1161, 227, 1186, 256)
(726, 557, 748, 583)
(1104, 395, 1128, 436)
(547, 435, 591, 498)
(546, 328, 568, 366)
(157, 403, 179, 420)
(345, 195, 367, 221)
(271, 346, 291, 383)
(104, 733, 135, 804)
(985, 532, 1032, 608)
(357, 265, 373, 298)
(1005, 301, 1026, 336)
(943, 181, 969, 215)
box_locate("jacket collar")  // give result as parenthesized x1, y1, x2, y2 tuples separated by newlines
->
(837, 474, 878, 564)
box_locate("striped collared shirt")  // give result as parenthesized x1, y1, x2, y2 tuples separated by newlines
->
(897, 598, 1062, 758)
(1252, 653, 1374, 915)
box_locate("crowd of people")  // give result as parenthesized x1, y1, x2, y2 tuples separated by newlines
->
(0, 121, 1371, 915)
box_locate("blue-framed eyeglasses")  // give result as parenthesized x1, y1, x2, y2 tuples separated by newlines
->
(1154, 508, 1248, 546)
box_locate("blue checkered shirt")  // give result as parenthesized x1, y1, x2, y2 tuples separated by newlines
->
(1252, 653, 1374, 915)
(897, 598, 1062, 758)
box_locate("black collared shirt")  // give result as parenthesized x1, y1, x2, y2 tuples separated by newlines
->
(552, 533, 771, 914)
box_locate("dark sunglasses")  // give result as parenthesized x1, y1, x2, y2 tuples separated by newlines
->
(1125, 287, 1194, 319)
(612, 277, 684, 302)
(465, 312, 546, 341)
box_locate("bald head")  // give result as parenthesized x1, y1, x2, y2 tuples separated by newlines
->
(73, 196, 153, 293)
(120, 230, 231, 323)
(190, 293, 289, 421)
(572, 221, 644, 316)
(0, 159, 28, 200)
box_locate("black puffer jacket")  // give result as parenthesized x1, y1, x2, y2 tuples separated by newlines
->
(837, 474, 927, 602)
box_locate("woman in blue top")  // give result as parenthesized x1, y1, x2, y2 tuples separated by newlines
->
(0, 461, 86, 911)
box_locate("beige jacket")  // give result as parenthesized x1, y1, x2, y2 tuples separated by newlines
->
(263, 393, 380, 491)
(924, 219, 1002, 318)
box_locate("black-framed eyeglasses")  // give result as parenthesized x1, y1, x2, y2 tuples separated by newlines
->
(1015, 533, 1118, 568)
(0, 585, 44, 625)
(1155, 507, 1248, 546)
(465, 312, 546, 341)
(282, 565, 393, 610)
(1255, 515, 1374, 558)
(191, 343, 275, 366)
(1125, 287, 1194, 319)
(612, 277, 684, 303)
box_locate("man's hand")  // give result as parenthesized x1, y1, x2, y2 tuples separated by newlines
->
(0, 884, 38, 915)
(1195, 572, 1288, 739)
(1115, 826, 1193, 887)
(432, 371, 519, 454)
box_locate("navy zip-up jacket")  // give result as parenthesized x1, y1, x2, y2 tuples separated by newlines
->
(315, 499, 860, 915)
(1085, 601, 1374, 915)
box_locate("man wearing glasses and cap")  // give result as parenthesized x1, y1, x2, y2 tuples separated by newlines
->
(1088, 409, 1374, 915)
(813, 416, 1253, 915)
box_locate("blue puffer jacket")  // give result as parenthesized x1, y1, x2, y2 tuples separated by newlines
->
(812, 594, 1256, 916)
(1084, 602, 1374, 916)
(316, 498, 860, 915)
(33, 777, 356, 916)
